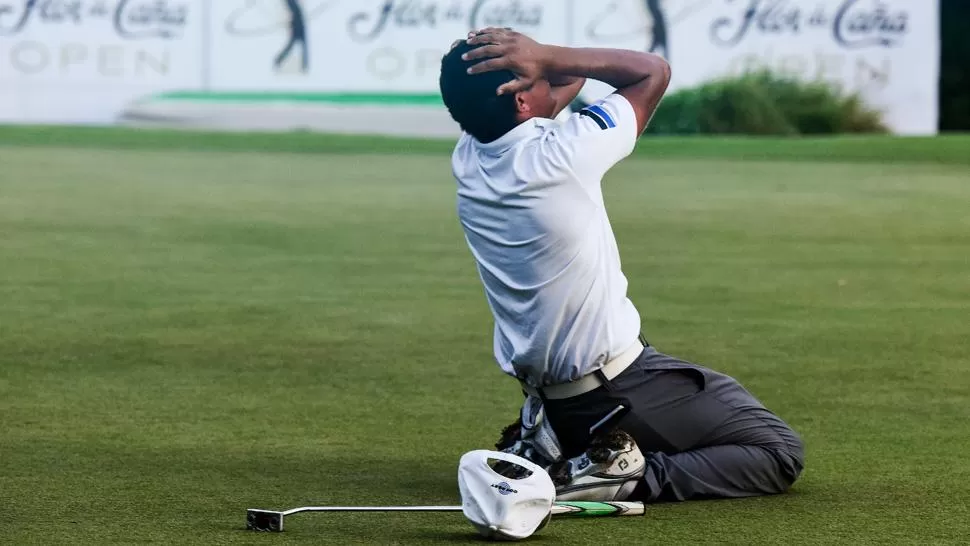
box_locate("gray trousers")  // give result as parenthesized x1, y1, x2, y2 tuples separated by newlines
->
(541, 347, 805, 502)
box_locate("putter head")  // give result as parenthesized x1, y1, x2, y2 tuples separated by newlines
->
(246, 509, 284, 532)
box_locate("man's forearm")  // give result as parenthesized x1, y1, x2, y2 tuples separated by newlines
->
(549, 74, 586, 88)
(544, 47, 666, 90)
(544, 46, 671, 134)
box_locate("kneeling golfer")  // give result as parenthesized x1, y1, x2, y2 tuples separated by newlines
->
(440, 28, 804, 503)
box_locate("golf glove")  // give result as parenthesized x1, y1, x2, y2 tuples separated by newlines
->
(495, 395, 564, 468)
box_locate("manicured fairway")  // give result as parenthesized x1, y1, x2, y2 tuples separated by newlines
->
(1, 131, 968, 544)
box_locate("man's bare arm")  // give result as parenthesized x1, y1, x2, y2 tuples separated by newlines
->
(543, 47, 670, 136)
(465, 30, 670, 135)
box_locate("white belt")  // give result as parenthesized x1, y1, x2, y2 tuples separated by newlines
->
(520, 341, 644, 400)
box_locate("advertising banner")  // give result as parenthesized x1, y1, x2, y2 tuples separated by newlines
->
(572, 0, 940, 135)
(209, 0, 561, 92)
(0, 0, 204, 123)
(0, 0, 941, 134)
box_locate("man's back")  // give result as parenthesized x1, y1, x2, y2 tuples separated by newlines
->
(452, 95, 642, 387)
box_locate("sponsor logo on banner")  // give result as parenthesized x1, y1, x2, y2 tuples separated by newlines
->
(703, 0, 912, 93)
(214, 0, 548, 87)
(344, 0, 543, 42)
(584, 1, 910, 54)
(575, 0, 934, 134)
(0, 0, 191, 78)
(708, 0, 908, 49)
(0, 0, 189, 38)
(0, 0, 939, 134)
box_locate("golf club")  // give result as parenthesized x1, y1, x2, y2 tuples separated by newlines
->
(246, 501, 645, 532)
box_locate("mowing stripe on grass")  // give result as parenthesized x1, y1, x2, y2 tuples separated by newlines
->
(1, 126, 968, 165)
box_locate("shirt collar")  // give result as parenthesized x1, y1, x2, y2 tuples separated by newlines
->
(473, 117, 555, 153)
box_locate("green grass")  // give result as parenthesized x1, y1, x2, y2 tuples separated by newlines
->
(2, 125, 969, 165)
(1, 131, 969, 544)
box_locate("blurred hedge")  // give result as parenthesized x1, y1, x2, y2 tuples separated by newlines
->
(645, 71, 886, 136)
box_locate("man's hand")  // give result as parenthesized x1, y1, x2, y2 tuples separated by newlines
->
(494, 395, 563, 471)
(462, 28, 670, 134)
(463, 27, 554, 95)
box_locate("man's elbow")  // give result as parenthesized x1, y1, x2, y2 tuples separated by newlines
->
(635, 53, 671, 100)
(653, 56, 672, 91)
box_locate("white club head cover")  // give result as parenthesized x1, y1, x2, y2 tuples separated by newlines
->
(458, 450, 556, 541)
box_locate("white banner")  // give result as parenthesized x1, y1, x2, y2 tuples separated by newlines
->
(0, 0, 203, 123)
(209, 0, 561, 91)
(0, 0, 940, 134)
(572, 0, 940, 135)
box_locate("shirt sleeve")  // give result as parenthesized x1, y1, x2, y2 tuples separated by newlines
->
(549, 93, 640, 186)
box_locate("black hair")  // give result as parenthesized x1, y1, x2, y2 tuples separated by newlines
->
(439, 41, 519, 143)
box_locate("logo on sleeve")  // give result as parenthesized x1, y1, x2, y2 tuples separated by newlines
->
(580, 103, 617, 131)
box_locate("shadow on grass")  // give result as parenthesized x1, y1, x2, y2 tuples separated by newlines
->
(398, 530, 559, 543)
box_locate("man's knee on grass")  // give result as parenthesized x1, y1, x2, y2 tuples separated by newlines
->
(777, 430, 806, 489)
(760, 428, 806, 494)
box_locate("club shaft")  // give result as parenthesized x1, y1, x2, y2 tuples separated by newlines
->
(283, 506, 461, 515)
(280, 501, 644, 517)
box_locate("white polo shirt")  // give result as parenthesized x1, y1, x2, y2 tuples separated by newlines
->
(451, 93, 642, 387)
